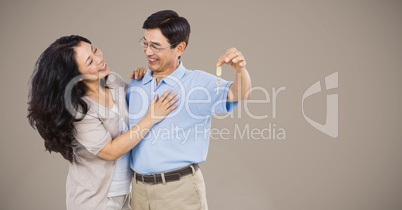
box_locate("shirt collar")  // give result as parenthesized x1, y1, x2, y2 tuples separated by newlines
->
(142, 62, 186, 87)
(142, 69, 154, 85)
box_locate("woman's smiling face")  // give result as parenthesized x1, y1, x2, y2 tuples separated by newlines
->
(74, 41, 109, 80)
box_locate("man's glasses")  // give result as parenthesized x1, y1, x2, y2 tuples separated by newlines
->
(139, 38, 175, 53)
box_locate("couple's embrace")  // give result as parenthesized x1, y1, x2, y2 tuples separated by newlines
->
(27, 10, 251, 210)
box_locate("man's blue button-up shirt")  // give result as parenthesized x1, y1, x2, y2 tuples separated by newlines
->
(127, 62, 238, 174)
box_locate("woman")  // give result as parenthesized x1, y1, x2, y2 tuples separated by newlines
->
(27, 35, 177, 210)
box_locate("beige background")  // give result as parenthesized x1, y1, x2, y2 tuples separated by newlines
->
(1, 0, 401, 209)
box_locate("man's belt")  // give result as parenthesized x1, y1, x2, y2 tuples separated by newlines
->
(134, 163, 199, 184)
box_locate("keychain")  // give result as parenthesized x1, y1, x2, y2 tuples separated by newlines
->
(216, 65, 222, 94)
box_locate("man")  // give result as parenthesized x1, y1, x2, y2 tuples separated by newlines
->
(127, 10, 251, 210)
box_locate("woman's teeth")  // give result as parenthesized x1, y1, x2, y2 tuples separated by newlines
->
(99, 63, 107, 71)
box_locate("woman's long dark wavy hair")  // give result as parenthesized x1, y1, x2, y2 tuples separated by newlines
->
(27, 35, 92, 162)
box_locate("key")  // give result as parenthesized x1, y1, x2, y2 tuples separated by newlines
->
(216, 65, 222, 94)
(216, 65, 222, 77)
(216, 79, 221, 94)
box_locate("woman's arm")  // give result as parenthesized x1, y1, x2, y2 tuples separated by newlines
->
(97, 89, 178, 161)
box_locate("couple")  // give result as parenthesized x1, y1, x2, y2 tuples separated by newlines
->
(27, 10, 251, 210)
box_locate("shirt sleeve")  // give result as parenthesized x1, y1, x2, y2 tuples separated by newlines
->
(191, 70, 238, 116)
(106, 71, 130, 106)
(126, 79, 133, 106)
(73, 113, 112, 155)
(107, 71, 128, 90)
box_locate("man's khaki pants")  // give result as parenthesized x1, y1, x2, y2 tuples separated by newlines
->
(131, 169, 208, 210)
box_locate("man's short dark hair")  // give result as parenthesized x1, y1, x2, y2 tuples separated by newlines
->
(143, 10, 191, 50)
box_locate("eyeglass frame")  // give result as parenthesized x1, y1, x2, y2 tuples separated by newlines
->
(139, 37, 177, 53)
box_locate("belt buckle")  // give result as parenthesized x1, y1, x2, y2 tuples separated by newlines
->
(153, 174, 157, 183)
(142, 174, 158, 184)
(174, 173, 181, 181)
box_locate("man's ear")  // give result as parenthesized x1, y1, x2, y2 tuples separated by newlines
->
(176, 42, 186, 58)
